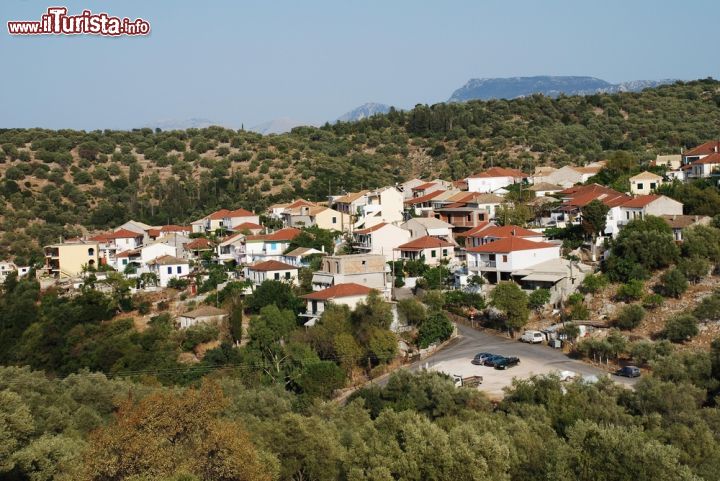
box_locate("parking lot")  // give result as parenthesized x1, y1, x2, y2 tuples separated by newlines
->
(412, 324, 637, 398)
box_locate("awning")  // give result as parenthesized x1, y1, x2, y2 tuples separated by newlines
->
(311, 274, 334, 284)
(521, 273, 565, 283)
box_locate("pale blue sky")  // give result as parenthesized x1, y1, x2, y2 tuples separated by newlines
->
(1, 0, 716, 130)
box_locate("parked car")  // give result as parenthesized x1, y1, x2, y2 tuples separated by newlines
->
(494, 356, 520, 370)
(520, 330, 544, 344)
(482, 355, 507, 367)
(615, 366, 641, 378)
(471, 352, 494, 365)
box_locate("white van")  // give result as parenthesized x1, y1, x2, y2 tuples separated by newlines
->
(520, 330, 544, 344)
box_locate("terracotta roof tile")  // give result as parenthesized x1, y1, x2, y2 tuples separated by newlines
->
(684, 141, 720, 157)
(247, 260, 298, 272)
(355, 223, 388, 234)
(301, 283, 373, 300)
(468, 225, 541, 239)
(397, 235, 454, 250)
(467, 237, 557, 253)
(404, 190, 445, 205)
(621, 195, 661, 208)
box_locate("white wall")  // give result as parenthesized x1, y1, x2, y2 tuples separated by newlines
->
(467, 176, 515, 193)
(141, 243, 177, 265)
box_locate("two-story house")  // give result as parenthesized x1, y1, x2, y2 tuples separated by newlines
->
(466, 237, 560, 284)
(146, 255, 190, 287)
(244, 260, 299, 287)
(629, 171, 663, 195)
(311, 254, 390, 298)
(396, 236, 455, 266)
(356, 186, 404, 229)
(352, 223, 411, 262)
(465, 167, 529, 193)
(401, 217, 454, 241)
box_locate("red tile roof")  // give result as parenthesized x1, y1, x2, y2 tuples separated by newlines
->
(185, 238, 212, 250)
(147, 255, 187, 266)
(691, 152, 720, 165)
(684, 141, 720, 157)
(233, 222, 263, 231)
(621, 195, 660, 208)
(287, 199, 316, 209)
(227, 208, 255, 217)
(301, 283, 373, 300)
(207, 209, 231, 220)
(246, 227, 302, 242)
(463, 222, 492, 238)
(108, 229, 143, 239)
(412, 182, 437, 191)
(404, 190, 445, 205)
(161, 224, 191, 232)
(247, 260, 298, 272)
(355, 223, 388, 234)
(467, 237, 557, 253)
(559, 184, 630, 209)
(147, 229, 161, 238)
(397, 235, 454, 250)
(468, 225, 540, 239)
(89, 232, 113, 242)
(467, 167, 527, 179)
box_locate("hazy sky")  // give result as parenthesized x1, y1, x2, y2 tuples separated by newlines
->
(1, 0, 717, 130)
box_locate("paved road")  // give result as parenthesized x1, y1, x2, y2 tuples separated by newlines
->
(373, 324, 638, 397)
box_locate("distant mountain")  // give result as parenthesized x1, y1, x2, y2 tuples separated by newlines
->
(146, 118, 218, 131)
(337, 103, 392, 122)
(248, 117, 312, 135)
(448, 76, 676, 102)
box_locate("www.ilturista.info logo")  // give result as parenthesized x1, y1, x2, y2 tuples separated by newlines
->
(7, 7, 150, 36)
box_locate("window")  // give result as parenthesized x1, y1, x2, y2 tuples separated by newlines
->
(650, 182, 656, 189)
(336, 262, 340, 273)
(431, 250, 437, 258)
(167, 267, 172, 274)
(285, 272, 291, 279)
(177, 266, 182, 274)
(122, 259, 128, 265)
(502, 255, 508, 263)
(88, 248, 94, 256)
(362, 260, 366, 266)
(637, 183, 644, 190)
(332, 216, 337, 224)
(442, 249, 448, 257)
(274, 273, 280, 280)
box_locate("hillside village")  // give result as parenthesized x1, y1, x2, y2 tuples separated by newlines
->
(2, 138, 718, 385)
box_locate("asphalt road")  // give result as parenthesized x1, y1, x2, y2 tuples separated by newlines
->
(374, 323, 638, 397)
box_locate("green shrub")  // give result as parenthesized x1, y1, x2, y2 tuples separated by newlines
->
(616, 279, 644, 302)
(657, 268, 688, 299)
(662, 314, 699, 343)
(417, 312, 454, 348)
(614, 304, 646, 330)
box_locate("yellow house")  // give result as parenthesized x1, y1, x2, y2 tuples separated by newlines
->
(629, 171, 663, 195)
(44, 240, 99, 278)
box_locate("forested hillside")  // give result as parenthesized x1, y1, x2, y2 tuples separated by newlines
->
(2, 79, 720, 262)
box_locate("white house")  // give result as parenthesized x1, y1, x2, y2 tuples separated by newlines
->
(619, 195, 684, 226)
(629, 171, 663, 195)
(533, 164, 603, 188)
(244, 260, 299, 287)
(466, 167, 528, 193)
(353, 222, 411, 262)
(217, 232, 247, 263)
(146, 255, 190, 287)
(466, 237, 560, 284)
(465, 224, 545, 248)
(401, 217, 454, 241)
(396, 236, 455, 266)
(243, 227, 302, 263)
(281, 247, 326, 267)
(177, 306, 227, 329)
(686, 153, 720, 180)
(141, 242, 177, 265)
(300, 283, 374, 326)
(356, 186, 404, 229)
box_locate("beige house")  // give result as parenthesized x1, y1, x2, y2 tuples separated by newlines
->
(311, 253, 390, 298)
(629, 171, 663, 195)
(177, 305, 227, 329)
(357, 186, 404, 229)
(352, 222, 411, 262)
(283, 205, 351, 232)
(44, 240, 99, 278)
